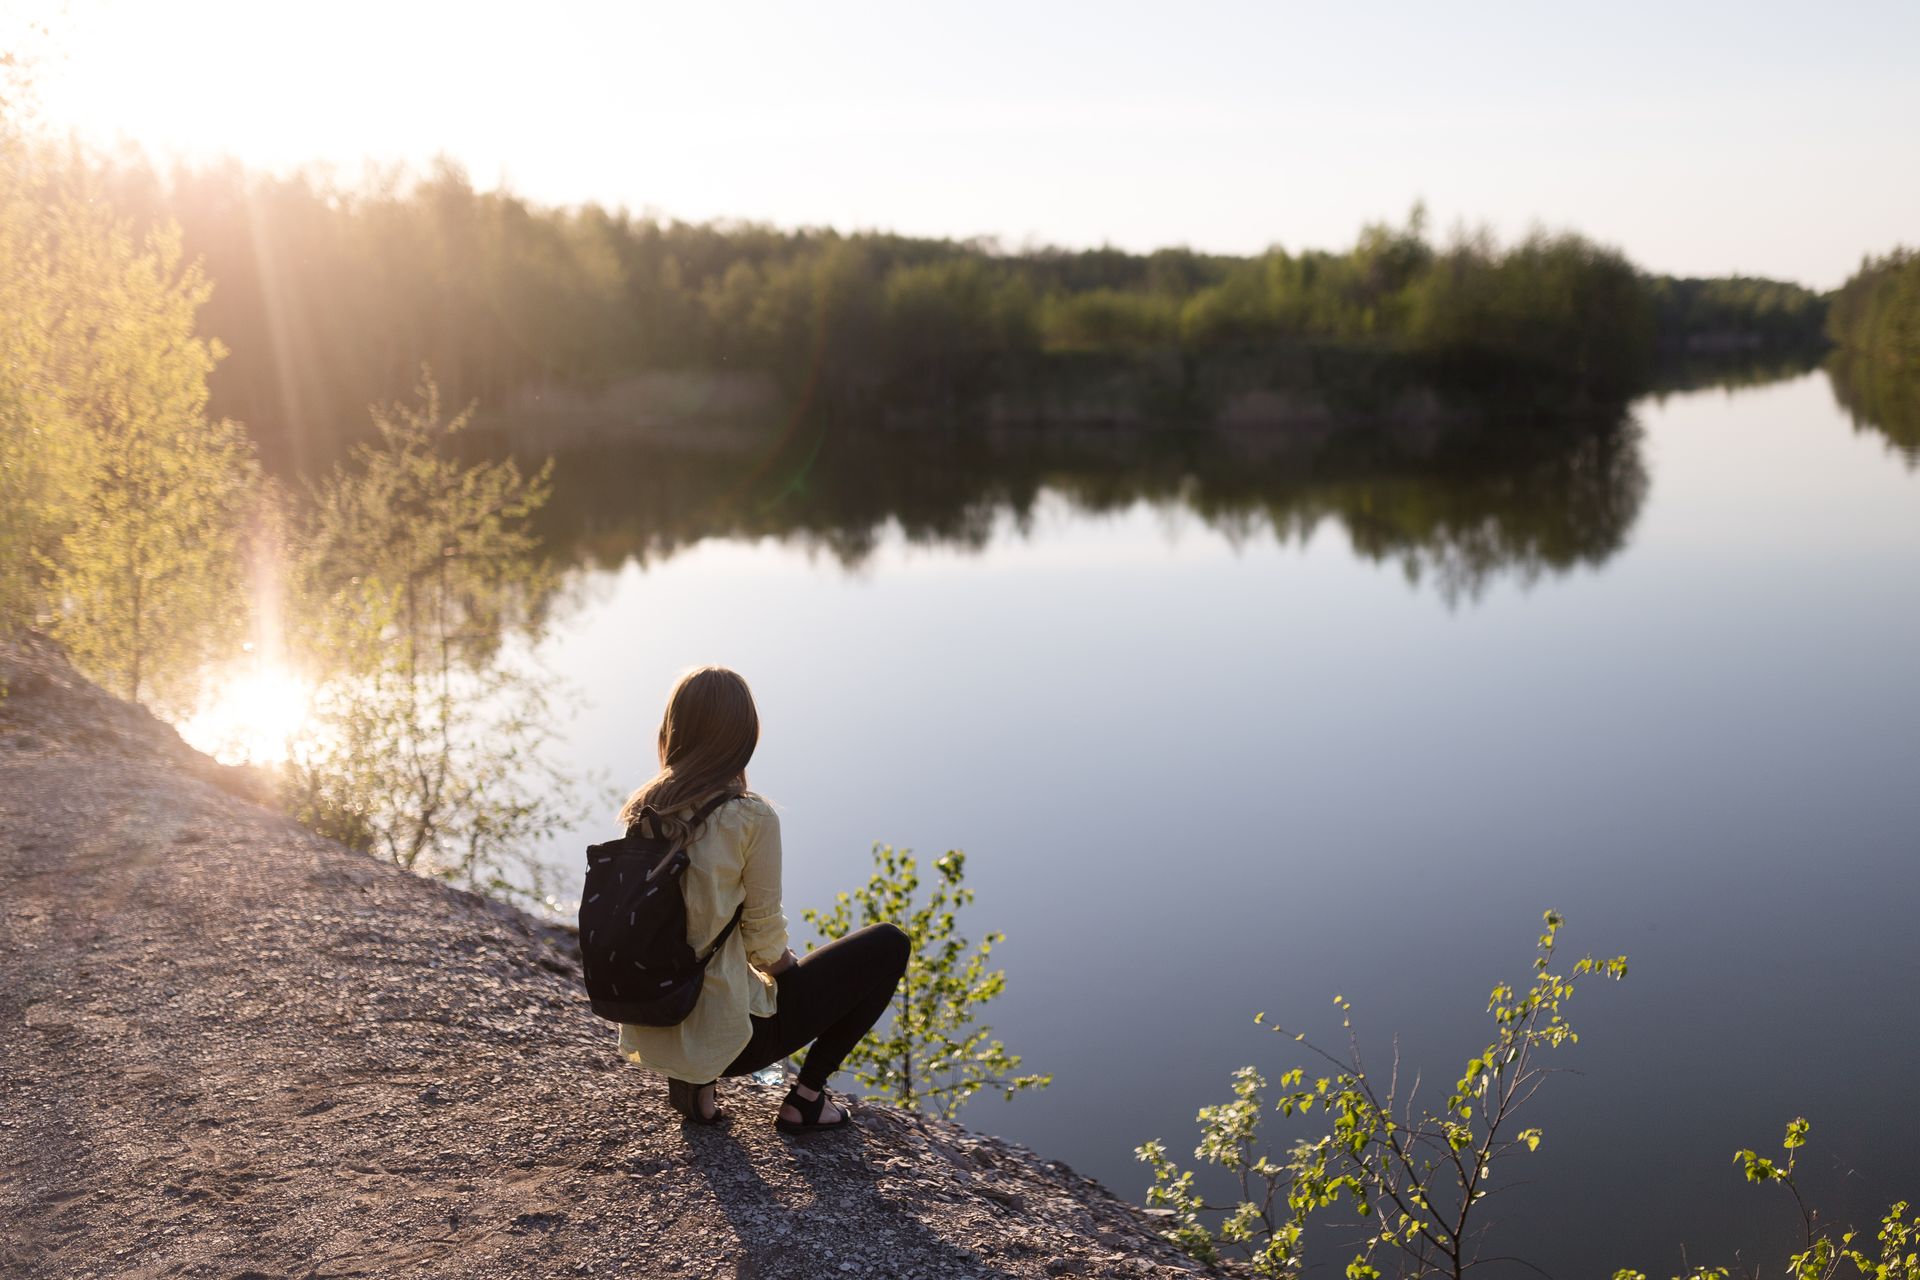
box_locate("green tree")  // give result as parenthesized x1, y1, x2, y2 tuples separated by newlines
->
(0, 134, 67, 630)
(44, 213, 257, 707)
(1829, 249, 1920, 367)
(1407, 231, 1654, 397)
(282, 376, 582, 903)
(1646, 274, 1829, 353)
(803, 843, 1050, 1119)
(880, 259, 1038, 398)
(1042, 288, 1182, 351)
(0, 140, 256, 705)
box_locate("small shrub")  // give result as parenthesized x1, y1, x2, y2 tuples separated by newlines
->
(1616, 1119, 1920, 1280)
(1138, 910, 1627, 1278)
(804, 843, 1049, 1119)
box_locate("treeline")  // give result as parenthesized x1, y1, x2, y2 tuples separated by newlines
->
(79, 158, 1828, 467)
(1827, 248, 1920, 365)
(1646, 275, 1828, 351)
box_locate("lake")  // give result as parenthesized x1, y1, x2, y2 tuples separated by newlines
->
(220, 366, 1920, 1273)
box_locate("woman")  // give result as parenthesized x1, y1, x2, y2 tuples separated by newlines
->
(615, 665, 909, 1131)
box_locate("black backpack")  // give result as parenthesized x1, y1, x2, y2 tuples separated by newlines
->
(578, 791, 744, 1026)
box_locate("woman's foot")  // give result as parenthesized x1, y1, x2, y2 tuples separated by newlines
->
(667, 1078, 723, 1125)
(776, 1081, 851, 1133)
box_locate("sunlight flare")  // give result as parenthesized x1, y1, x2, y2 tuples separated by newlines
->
(177, 651, 314, 766)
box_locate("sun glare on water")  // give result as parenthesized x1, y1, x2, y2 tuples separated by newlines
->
(177, 653, 315, 766)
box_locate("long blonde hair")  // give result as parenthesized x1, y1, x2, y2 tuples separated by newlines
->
(618, 666, 760, 845)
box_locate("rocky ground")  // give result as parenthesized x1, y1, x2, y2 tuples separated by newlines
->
(0, 634, 1215, 1280)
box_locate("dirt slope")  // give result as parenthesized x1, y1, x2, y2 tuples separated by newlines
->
(0, 634, 1209, 1280)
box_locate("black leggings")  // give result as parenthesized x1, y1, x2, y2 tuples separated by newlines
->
(722, 922, 909, 1090)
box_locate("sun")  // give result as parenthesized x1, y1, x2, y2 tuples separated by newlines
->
(177, 653, 314, 766)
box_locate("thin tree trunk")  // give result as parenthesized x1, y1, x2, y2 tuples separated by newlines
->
(898, 974, 913, 1109)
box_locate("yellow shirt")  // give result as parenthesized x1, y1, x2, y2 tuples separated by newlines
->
(615, 793, 787, 1082)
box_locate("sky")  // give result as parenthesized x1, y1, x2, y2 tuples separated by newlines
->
(10, 0, 1918, 288)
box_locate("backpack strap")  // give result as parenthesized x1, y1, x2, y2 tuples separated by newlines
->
(628, 789, 741, 840)
(697, 902, 747, 965)
(686, 789, 740, 831)
(685, 791, 747, 963)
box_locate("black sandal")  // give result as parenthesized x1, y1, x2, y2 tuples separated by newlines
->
(667, 1078, 724, 1126)
(775, 1084, 852, 1135)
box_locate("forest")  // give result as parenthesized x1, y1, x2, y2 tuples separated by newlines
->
(1827, 248, 1920, 365)
(69, 154, 1839, 468)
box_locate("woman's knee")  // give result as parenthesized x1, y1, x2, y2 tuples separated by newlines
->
(872, 922, 910, 971)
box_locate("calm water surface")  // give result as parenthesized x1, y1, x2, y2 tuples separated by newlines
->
(526, 372, 1917, 1274)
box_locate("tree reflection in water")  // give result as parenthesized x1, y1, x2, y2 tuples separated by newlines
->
(499, 410, 1651, 608)
(1825, 353, 1920, 469)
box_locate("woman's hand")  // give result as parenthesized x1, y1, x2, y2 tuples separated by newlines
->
(762, 947, 799, 976)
